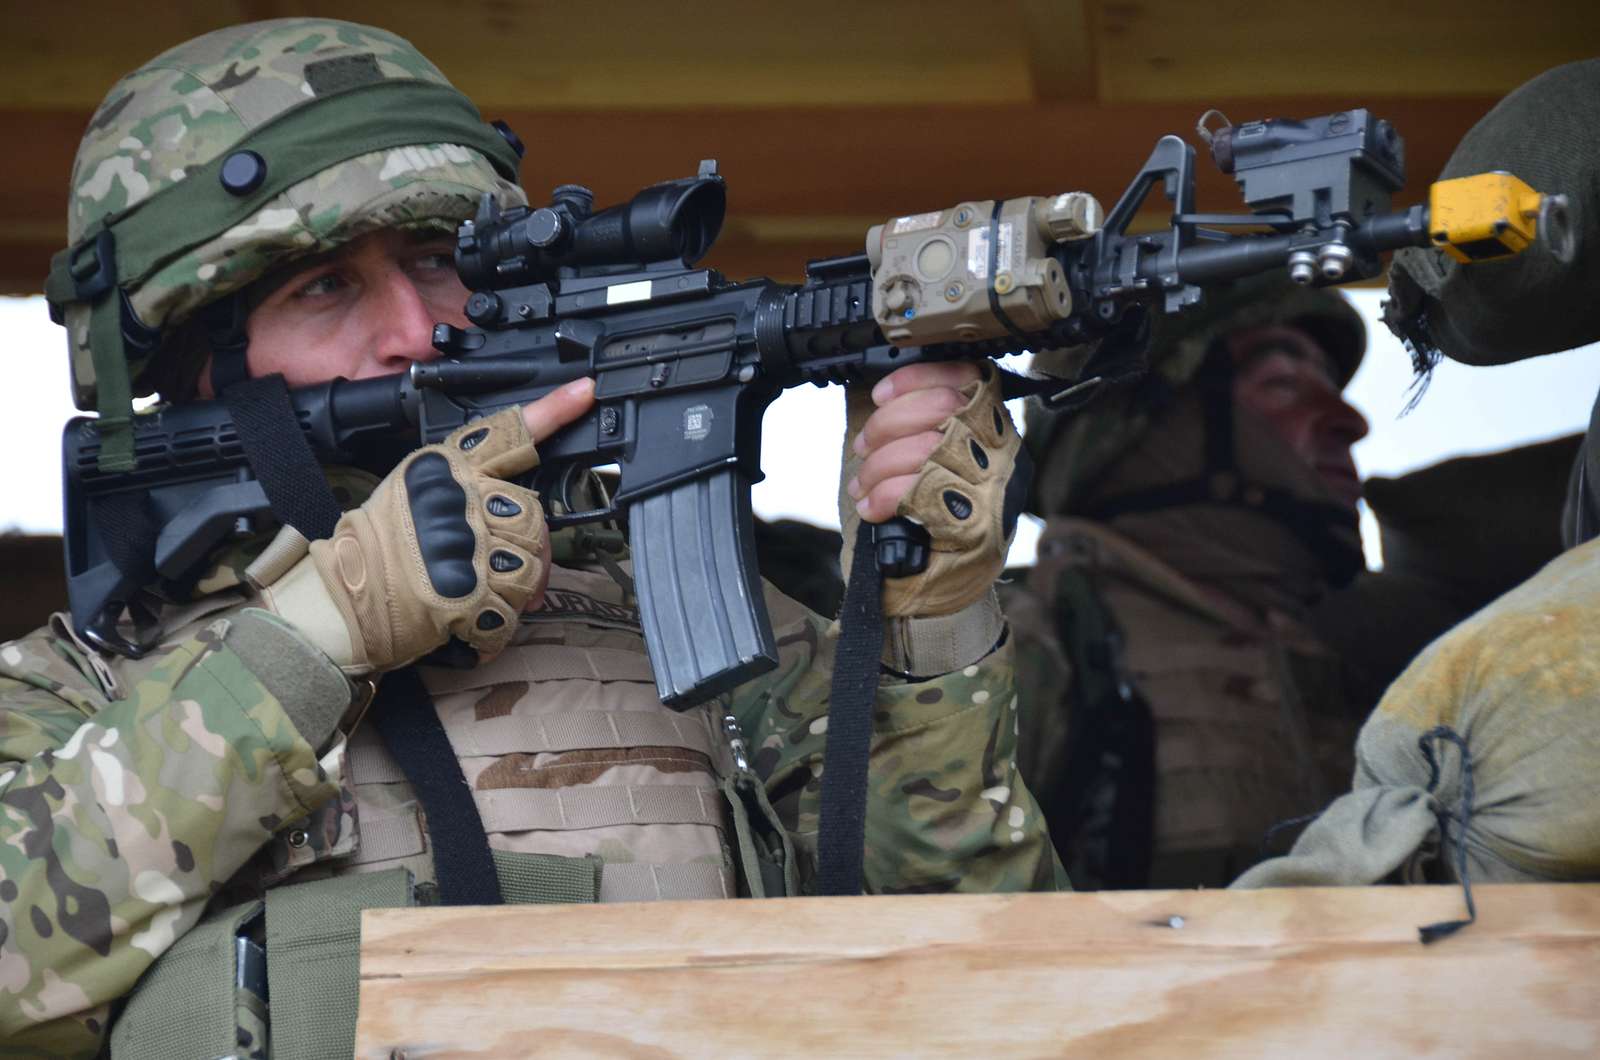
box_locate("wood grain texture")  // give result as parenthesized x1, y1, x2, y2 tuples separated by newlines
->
(355, 884, 1600, 1058)
(0, 94, 1496, 291)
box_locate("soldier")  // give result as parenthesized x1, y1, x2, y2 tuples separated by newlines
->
(0, 20, 1059, 1056)
(1234, 58, 1600, 901)
(1003, 274, 1375, 890)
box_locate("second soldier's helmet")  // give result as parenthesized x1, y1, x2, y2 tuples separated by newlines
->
(1026, 273, 1366, 518)
(46, 19, 525, 464)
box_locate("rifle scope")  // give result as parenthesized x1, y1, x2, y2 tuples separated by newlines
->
(455, 170, 727, 289)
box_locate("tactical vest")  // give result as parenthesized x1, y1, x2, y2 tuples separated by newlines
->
(1010, 518, 1360, 890)
(108, 563, 800, 1059)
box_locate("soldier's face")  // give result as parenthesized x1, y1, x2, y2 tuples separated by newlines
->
(1229, 325, 1369, 509)
(199, 228, 467, 395)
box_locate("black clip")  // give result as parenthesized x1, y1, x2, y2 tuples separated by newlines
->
(69, 229, 118, 302)
(873, 519, 931, 578)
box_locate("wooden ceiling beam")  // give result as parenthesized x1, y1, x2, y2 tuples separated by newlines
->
(0, 94, 1498, 291)
(1020, 1, 1096, 102)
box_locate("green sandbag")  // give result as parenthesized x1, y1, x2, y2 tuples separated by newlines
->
(1388, 59, 1600, 365)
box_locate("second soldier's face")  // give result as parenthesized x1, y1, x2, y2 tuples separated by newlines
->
(199, 228, 468, 395)
(1229, 325, 1369, 509)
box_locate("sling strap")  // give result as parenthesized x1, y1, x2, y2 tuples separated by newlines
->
(817, 526, 885, 895)
(372, 666, 505, 905)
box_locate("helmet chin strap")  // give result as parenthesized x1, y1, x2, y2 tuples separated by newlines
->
(203, 293, 252, 395)
(1080, 347, 1365, 588)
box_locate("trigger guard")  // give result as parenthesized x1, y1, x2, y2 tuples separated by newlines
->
(540, 463, 617, 529)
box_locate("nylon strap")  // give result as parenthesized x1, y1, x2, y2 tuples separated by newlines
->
(440, 707, 719, 758)
(1048, 566, 1156, 889)
(473, 782, 724, 832)
(492, 849, 603, 904)
(46, 80, 519, 301)
(372, 666, 505, 906)
(263, 868, 414, 1060)
(599, 861, 734, 902)
(87, 294, 135, 471)
(817, 526, 885, 895)
(222, 375, 345, 542)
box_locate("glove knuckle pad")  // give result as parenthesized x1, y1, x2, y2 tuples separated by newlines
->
(404, 452, 479, 599)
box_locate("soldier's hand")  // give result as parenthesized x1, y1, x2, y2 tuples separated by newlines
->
(261, 377, 595, 673)
(843, 362, 1027, 617)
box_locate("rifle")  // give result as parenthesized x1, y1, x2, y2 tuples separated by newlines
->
(62, 109, 1569, 708)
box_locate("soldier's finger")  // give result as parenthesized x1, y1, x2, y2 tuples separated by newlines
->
(850, 430, 942, 499)
(869, 361, 982, 406)
(521, 377, 597, 444)
(854, 472, 921, 523)
(853, 387, 966, 454)
(484, 540, 542, 613)
(480, 480, 544, 553)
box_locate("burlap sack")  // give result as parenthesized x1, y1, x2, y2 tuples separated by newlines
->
(1234, 535, 1600, 897)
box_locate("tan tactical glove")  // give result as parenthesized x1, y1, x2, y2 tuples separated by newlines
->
(841, 362, 1026, 618)
(260, 406, 547, 674)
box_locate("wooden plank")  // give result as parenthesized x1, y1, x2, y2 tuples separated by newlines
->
(1, 0, 1037, 109)
(0, 94, 1497, 292)
(1021, 0, 1096, 101)
(1095, 0, 1600, 102)
(6, 0, 1590, 110)
(356, 885, 1600, 1058)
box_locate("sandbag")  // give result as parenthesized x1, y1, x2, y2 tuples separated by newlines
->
(1387, 59, 1600, 365)
(1235, 535, 1600, 893)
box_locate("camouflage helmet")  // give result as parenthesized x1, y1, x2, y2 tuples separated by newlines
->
(45, 19, 526, 471)
(1025, 273, 1366, 516)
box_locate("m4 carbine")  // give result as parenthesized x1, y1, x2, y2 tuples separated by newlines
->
(62, 109, 1569, 708)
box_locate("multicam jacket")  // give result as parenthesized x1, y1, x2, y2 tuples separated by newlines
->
(0, 533, 1059, 1055)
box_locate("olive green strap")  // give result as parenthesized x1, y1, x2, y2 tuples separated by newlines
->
(87, 293, 136, 471)
(48, 80, 518, 298)
(263, 867, 414, 1060)
(492, 848, 603, 904)
(722, 774, 797, 898)
(109, 898, 263, 1060)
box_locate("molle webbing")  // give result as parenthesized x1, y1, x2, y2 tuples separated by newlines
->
(422, 644, 657, 690)
(474, 783, 726, 832)
(437, 707, 721, 758)
(491, 849, 603, 903)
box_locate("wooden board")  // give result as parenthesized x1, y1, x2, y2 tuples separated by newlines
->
(355, 884, 1600, 1058)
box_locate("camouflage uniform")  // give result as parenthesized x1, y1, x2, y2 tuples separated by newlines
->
(1, 20, 1060, 1057)
(1003, 277, 1373, 890)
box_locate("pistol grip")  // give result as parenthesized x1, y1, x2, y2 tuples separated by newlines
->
(629, 467, 779, 709)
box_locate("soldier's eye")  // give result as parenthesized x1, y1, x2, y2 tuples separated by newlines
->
(290, 271, 345, 299)
(411, 252, 455, 273)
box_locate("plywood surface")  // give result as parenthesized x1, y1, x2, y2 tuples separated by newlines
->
(355, 884, 1600, 1058)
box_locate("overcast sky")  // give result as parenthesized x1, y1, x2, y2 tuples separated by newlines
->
(3, 290, 1596, 569)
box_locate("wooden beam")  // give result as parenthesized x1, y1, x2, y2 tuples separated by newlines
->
(1094, 0, 1600, 103)
(356, 884, 1600, 1057)
(1020, 1, 1096, 102)
(0, 95, 1498, 291)
(1, 1, 1037, 110)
